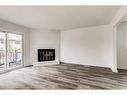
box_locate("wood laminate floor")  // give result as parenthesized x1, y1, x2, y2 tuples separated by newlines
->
(0, 63, 127, 89)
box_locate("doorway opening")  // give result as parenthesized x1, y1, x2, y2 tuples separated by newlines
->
(116, 14, 127, 70)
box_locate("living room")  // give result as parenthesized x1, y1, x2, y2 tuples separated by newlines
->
(0, 4, 127, 92)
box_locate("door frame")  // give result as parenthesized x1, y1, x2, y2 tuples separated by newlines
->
(0, 31, 24, 71)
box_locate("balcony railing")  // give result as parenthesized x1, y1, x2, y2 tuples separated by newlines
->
(0, 50, 22, 66)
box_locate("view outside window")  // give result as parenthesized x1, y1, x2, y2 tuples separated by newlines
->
(7, 33, 22, 68)
(0, 32, 23, 71)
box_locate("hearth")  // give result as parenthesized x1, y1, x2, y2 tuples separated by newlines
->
(38, 49, 55, 62)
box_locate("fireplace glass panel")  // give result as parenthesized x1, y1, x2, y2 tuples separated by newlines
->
(38, 49, 55, 62)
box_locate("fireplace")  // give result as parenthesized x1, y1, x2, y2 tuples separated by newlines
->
(38, 49, 55, 62)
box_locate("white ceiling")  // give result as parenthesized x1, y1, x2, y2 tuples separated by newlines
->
(0, 6, 120, 30)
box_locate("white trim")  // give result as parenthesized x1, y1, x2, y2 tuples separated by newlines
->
(111, 6, 127, 26)
(61, 61, 111, 68)
(111, 6, 127, 72)
(111, 67, 118, 73)
(112, 26, 118, 72)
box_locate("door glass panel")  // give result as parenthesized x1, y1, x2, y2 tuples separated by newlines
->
(0, 32, 6, 71)
(7, 33, 22, 69)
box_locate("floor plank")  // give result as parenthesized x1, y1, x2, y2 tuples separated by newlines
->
(0, 63, 127, 89)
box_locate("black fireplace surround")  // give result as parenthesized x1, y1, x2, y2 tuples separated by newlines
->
(38, 49, 55, 62)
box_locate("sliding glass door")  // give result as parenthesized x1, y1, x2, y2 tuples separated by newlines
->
(0, 32, 23, 71)
(0, 32, 6, 71)
(7, 33, 23, 69)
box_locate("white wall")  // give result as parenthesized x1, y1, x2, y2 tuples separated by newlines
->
(61, 24, 115, 69)
(0, 19, 31, 66)
(30, 29, 60, 64)
(117, 22, 127, 69)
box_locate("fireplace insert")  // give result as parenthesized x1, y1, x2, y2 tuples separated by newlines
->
(38, 49, 55, 62)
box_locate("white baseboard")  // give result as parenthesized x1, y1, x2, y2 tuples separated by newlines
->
(61, 61, 110, 68)
(110, 67, 118, 73)
(61, 61, 118, 72)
